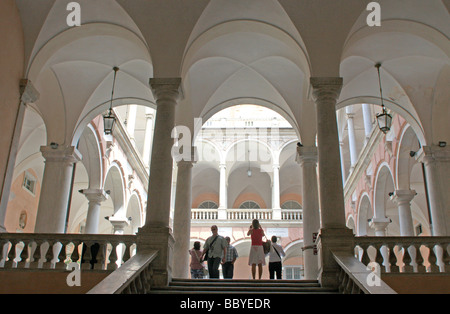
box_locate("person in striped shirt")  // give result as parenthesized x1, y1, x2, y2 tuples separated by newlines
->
(222, 236, 238, 279)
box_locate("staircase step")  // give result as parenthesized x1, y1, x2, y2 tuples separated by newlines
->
(149, 278, 338, 294)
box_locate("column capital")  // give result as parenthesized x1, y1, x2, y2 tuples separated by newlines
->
(310, 77, 343, 104)
(80, 189, 108, 203)
(369, 217, 391, 232)
(390, 189, 416, 205)
(40, 145, 82, 164)
(149, 77, 183, 103)
(296, 146, 318, 165)
(416, 145, 450, 164)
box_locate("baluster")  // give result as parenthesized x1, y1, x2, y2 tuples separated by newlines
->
(89, 242, 100, 270)
(359, 244, 370, 266)
(122, 242, 131, 264)
(0, 240, 10, 267)
(41, 240, 54, 269)
(388, 244, 399, 273)
(426, 244, 439, 273)
(25, 240, 37, 269)
(95, 242, 108, 270)
(413, 243, 426, 273)
(80, 242, 91, 270)
(434, 244, 445, 273)
(401, 244, 413, 273)
(444, 243, 450, 274)
(13, 241, 26, 268)
(71, 241, 81, 267)
(4, 240, 16, 268)
(107, 242, 118, 270)
(374, 243, 386, 273)
(51, 241, 63, 269)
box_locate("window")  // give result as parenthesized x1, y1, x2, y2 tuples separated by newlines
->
(281, 201, 302, 209)
(238, 201, 260, 209)
(284, 266, 304, 280)
(22, 171, 36, 195)
(198, 201, 219, 209)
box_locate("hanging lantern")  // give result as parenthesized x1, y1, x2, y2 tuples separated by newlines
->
(375, 63, 392, 134)
(103, 67, 119, 135)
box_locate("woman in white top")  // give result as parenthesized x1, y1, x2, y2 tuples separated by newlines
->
(268, 236, 285, 279)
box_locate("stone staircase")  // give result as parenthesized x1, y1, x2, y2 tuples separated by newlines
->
(149, 278, 339, 294)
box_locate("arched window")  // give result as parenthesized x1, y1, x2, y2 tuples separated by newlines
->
(238, 201, 260, 209)
(198, 201, 219, 209)
(281, 200, 302, 209)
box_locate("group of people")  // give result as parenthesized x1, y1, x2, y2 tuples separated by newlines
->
(189, 220, 286, 280)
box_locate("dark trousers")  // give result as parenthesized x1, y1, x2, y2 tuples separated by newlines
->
(222, 262, 234, 279)
(269, 261, 282, 279)
(207, 257, 221, 278)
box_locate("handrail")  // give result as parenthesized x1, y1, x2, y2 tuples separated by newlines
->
(87, 250, 158, 294)
(331, 250, 397, 294)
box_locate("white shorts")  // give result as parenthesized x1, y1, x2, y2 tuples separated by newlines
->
(248, 245, 266, 266)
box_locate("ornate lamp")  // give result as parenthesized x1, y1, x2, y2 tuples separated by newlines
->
(375, 63, 392, 134)
(103, 67, 119, 135)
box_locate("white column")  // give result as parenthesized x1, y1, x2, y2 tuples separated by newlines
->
(126, 104, 137, 146)
(137, 78, 181, 287)
(142, 109, 154, 169)
(311, 77, 354, 288)
(416, 145, 450, 236)
(143, 78, 181, 229)
(296, 146, 320, 280)
(81, 189, 108, 234)
(172, 158, 194, 278)
(34, 146, 82, 233)
(345, 107, 358, 168)
(218, 162, 227, 219)
(391, 190, 416, 236)
(272, 164, 281, 220)
(310, 77, 346, 229)
(339, 140, 346, 184)
(362, 103, 373, 142)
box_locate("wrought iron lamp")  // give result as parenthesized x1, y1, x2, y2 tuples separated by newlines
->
(375, 63, 392, 134)
(103, 66, 119, 135)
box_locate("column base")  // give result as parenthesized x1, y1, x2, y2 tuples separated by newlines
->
(137, 225, 175, 287)
(316, 227, 355, 288)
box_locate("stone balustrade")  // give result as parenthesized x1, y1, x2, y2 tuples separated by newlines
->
(0, 233, 137, 271)
(354, 236, 450, 274)
(191, 208, 302, 222)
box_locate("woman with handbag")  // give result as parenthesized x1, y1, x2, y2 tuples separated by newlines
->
(247, 219, 266, 279)
(189, 241, 206, 279)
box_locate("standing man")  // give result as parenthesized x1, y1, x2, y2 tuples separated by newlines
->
(268, 236, 285, 279)
(202, 225, 227, 279)
(222, 236, 238, 279)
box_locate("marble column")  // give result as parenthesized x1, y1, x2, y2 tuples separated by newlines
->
(172, 158, 195, 278)
(143, 78, 181, 229)
(310, 77, 347, 229)
(416, 145, 450, 236)
(310, 77, 354, 288)
(362, 103, 373, 143)
(345, 107, 358, 168)
(272, 163, 281, 220)
(137, 78, 181, 287)
(34, 145, 82, 233)
(391, 190, 416, 236)
(296, 146, 320, 280)
(81, 189, 108, 234)
(218, 162, 227, 219)
(142, 109, 154, 169)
